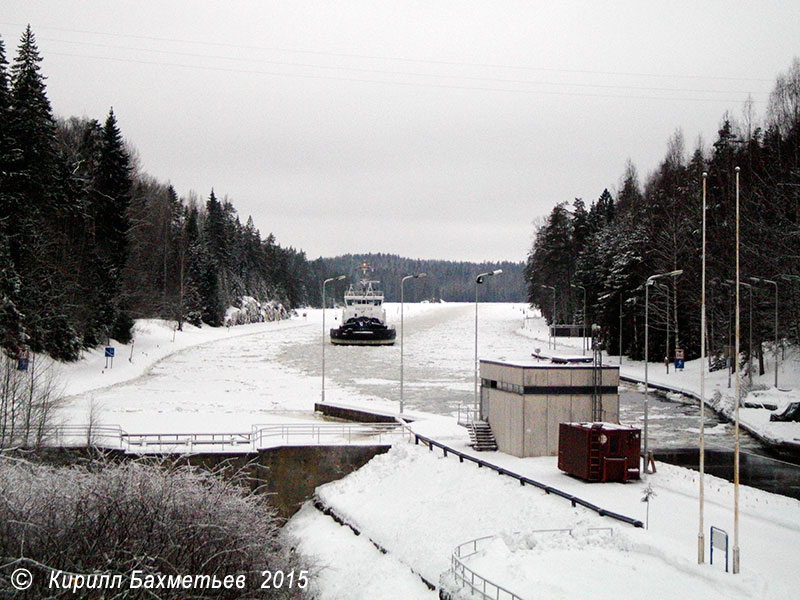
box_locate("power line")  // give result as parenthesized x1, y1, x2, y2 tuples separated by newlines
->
(0, 20, 776, 84)
(40, 37, 771, 97)
(47, 50, 763, 104)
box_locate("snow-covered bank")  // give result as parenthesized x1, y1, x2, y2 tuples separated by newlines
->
(54, 316, 307, 398)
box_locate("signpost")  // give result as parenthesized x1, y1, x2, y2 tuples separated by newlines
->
(105, 346, 115, 369)
(17, 350, 30, 371)
(710, 526, 729, 572)
(674, 348, 685, 371)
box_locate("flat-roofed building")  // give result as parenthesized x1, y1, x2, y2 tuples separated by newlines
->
(479, 358, 620, 458)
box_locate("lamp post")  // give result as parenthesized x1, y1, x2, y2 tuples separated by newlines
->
(619, 296, 624, 365)
(718, 280, 733, 388)
(644, 269, 683, 474)
(571, 284, 587, 355)
(750, 277, 778, 388)
(698, 171, 707, 564)
(541, 285, 556, 350)
(322, 275, 346, 403)
(400, 272, 427, 414)
(733, 165, 741, 575)
(475, 270, 503, 414)
(727, 279, 752, 386)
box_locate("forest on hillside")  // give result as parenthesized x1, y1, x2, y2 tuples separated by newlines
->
(525, 58, 800, 371)
(0, 27, 310, 361)
(308, 254, 525, 305)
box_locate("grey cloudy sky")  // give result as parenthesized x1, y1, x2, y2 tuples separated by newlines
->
(2, 1, 797, 261)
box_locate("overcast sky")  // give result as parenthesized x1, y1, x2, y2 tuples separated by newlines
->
(2, 2, 797, 262)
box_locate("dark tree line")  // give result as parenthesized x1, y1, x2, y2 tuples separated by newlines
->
(0, 27, 309, 361)
(526, 58, 800, 372)
(310, 253, 525, 305)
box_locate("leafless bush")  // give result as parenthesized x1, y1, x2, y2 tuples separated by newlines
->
(0, 456, 308, 598)
(0, 354, 64, 449)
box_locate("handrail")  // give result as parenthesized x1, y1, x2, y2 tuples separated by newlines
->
(37, 422, 407, 453)
(448, 528, 614, 600)
(413, 433, 643, 528)
(457, 403, 479, 426)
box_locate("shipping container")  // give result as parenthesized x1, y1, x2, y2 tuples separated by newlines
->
(558, 422, 641, 482)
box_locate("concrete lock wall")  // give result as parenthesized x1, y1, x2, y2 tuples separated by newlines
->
(480, 360, 619, 458)
(26, 445, 391, 522)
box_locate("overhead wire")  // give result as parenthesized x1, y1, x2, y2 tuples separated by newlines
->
(47, 50, 763, 104)
(0, 21, 768, 103)
(0, 20, 774, 84)
(42, 37, 771, 98)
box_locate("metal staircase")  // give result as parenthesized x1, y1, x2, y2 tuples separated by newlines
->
(466, 421, 498, 452)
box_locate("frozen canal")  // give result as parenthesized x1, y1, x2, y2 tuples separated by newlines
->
(63, 303, 764, 454)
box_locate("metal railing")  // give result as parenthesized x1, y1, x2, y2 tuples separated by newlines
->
(457, 403, 480, 426)
(37, 422, 407, 453)
(448, 528, 614, 600)
(249, 422, 406, 449)
(449, 535, 524, 600)
(413, 433, 644, 528)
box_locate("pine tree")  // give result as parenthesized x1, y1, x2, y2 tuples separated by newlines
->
(8, 26, 58, 221)
(0, 35, 12, 203)
(95, 108, 132, 270)
(7, 26, 81, 359)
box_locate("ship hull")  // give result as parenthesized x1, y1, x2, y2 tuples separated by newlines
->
(330, 320, 396, 346)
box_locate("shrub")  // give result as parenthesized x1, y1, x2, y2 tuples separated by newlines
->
(0, 456, 307, 598)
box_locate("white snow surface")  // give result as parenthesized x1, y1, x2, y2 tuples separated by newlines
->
(42, 303, 800, 598)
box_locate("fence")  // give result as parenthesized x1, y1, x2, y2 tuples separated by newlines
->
(40, 422, 407, 453)
(448, 535, 525, 600)
(447, 528, 614, 600)
(413, 433, 644, 528)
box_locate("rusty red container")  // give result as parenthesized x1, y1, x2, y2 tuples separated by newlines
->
(558, 422, 641, 482)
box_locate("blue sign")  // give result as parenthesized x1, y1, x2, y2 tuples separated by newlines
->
(105, 347, 115, 358)
(675, 349, 685, 370)
(17, 358, 29, 371)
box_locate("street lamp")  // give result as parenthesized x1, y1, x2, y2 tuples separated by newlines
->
(619, 296, 624, 365)
(541, 285, 556, 350)
(400, 273, 427, 414)
(718, 279, 734, 388)
(750, 277, 778, 388)
(733, 165, 741, 574)
(475, 270, 503, 414)
(727, 279, 752, 386)
(698, 171, 708, 564)
(571, 284, 587, 355)
(644, 269, 683, 474)
(322, 275, 346, 403)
